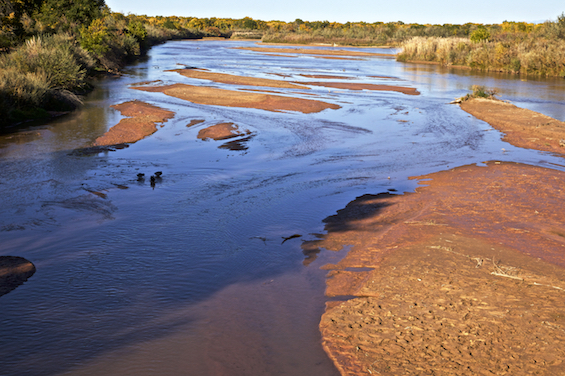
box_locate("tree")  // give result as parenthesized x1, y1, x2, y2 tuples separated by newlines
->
(470, 27, 490, 43)
(36, 0, 106, 29)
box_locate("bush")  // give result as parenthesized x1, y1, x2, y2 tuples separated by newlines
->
(470, 28, 490, 43)
(79, 18, 111, 57)
(3, 35, 88, 90)
(126, 21, 147, 44)
(0, 33, 93, 127)
(470, 85, 497, 98)
(0, 67, 50, 107)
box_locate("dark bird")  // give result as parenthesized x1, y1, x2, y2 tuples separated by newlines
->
(154, 171, 163, 177)
(150, 175, 156, 189)
(137, 173, 145, 181)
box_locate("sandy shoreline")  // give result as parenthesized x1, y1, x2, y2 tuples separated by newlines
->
(315, 99, 565, 375)
(314, 162, 565, 375)
(134, 83, 341, 113)
(460, 98, 565, 155)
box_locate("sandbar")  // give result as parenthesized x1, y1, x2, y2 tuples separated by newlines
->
(299, 74, 354, 80)
(197, 122, 251, 141)
(312, 162, 565, 375)
(134, 84, 341, 113)
(460, 98, 565, 155)
(94, 101, 174, 146)
(170, 69, 308, 89)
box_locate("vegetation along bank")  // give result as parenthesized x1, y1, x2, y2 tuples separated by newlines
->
(1, 0, 564, 128)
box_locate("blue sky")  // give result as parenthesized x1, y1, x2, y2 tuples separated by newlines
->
(105, 0, 564, 24)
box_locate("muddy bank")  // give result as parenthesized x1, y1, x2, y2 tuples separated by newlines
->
(312, 162, 565, 375)
(0, 256, 36, 297)
(134, 84, 340, 113)
(94, 101, 175, 146)
(170, 69, 308, 89)
(234, 46, 395, 58)
(460, 98, 565, 155)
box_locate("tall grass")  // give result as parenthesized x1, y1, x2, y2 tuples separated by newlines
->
(0, 33, 94, 127)
(397, 36, 565, 77)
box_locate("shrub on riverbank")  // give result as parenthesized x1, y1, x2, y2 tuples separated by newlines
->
(0, 33, 94, 126)
(459, 85, 498, 101)
(0, 7, 210, 128)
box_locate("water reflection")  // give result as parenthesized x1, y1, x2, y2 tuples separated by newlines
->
(400, 63, 565, 121)
(218, 134, 255, 151)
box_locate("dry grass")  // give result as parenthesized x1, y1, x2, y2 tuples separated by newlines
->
(398, 36, 565, 77)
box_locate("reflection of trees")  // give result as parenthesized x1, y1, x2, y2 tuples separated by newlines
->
(48, 85, 113, 149)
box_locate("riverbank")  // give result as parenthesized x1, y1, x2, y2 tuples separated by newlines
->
(314, 98, 565, 374)
(314, 161, 565, 375)
(460, 98, 565, 155)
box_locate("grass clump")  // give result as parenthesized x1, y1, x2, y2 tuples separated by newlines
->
(0, 33, 93, 127)
(459, 85, 498, 102)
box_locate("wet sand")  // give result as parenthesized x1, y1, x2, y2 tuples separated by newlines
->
(170, 69, 308, 89)
(93, 101, 174, 146)
(234, 46, 395, 58)
(460, 98, 565, 155)
(299, 74, 355, 80)
(186, 119, 205, 127)
(134, 84, 341, 113)
(170, 69, 418, 95)
(312, 162, 565, 375)
(314, 56, 365, 61)
(197, 122, 251, 141)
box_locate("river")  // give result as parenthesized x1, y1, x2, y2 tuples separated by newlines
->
(1, 39, 564, 376)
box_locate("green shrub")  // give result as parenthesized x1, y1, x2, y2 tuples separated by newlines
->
(462, 85, 498, 101)
(0, 67, 50, 107)
(126, 21, 147, 44)
(470, 28, 490, 43)
(0, 33, 93, 127)
(79, 18, 111, 57)
(3, 35, 87, 90)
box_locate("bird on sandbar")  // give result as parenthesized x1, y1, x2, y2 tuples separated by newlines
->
(154, 171, 163, 178)
(137, 173, 145, 181)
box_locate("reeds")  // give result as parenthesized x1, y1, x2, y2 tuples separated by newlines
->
(397, 36, 565, 77)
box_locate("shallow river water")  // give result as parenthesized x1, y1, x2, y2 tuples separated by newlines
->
(1, 40, 565, 376)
